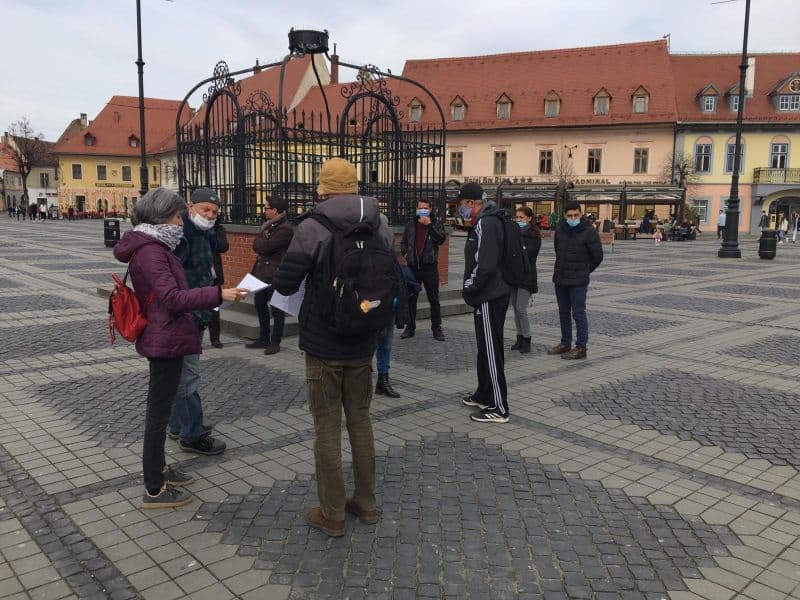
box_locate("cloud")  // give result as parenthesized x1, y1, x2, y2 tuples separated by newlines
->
(1, 0, 797, 140)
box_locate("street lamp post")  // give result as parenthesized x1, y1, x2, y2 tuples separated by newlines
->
(718, 0, 750, 258)
(136, 0, 148, 199)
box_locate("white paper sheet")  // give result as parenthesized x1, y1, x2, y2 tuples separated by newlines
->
(215, 273, 271, 311)
(269, 277, 306, 317)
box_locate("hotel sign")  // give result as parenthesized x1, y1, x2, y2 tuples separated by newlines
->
(95, 183, 135, 188)
(462, 176, 666, 186)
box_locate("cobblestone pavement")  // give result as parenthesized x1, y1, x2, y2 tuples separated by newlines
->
(2, 217, 800, 600)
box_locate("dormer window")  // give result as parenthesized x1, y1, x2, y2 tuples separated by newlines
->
(129, 136, 139, 148)
(632, 86, 649, 113)
(769, 73, 800, 112)
(496, 94, 512, 120)
(544, 91, 560, 118)
(729, 95, 740, 112)
(450, 96, 467, 121)
(84, 134, 96, 146)
(593, 89, 610, 116)
(702, 96, 717, 112)
(409, 99, 423, 123)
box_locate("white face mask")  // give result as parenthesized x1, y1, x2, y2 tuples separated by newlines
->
(190, 212, 215, 231)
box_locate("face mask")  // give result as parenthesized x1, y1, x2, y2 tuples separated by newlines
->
(566, 217, 581, 228)
(416, 209, 430, 218)
(134, 223, 184, 251)
(516, 221, 528, 229)
(458, 206, 471, 219)
(190, 211, 215, 231)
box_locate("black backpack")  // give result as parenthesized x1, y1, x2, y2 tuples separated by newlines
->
(310, 210, 398, 336)
(494, 210, 531, 288)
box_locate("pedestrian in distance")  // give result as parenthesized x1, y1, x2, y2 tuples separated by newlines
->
(459, 182, 512, 424)
(207, 218, 229, 349)
(759, 211, 769, 232)
(792, 212, 799, 243)
(273, 157, 395, 537)
(717, 209, 726, 240)
(548, 201, 604, 360)
(509, 206, 541, 354)
(167, 187, 228, 456)
(399, 198, 447, 342)
(778, 213, 789, 244)
(246, 195, 294, 355)
(113, 187, 247, 509)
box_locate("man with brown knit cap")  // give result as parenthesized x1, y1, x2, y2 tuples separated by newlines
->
(273, 158, 393, 537)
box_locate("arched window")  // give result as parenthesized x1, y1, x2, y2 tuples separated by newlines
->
(450, 96, 466, 121)
(408, 98, 424, 123)
(724, 136, 745, 174)
(694, 136, 713, 173)
(593, 89, 611, 116)
(496, 94, 512, 120)
(632, 86, 650, 113)
(544, 91, 560, 118)
(770, 135, 790, 169)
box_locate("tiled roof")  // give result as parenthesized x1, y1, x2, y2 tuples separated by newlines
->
(52, 96, 191, 157)
(0, 144, 19, 173)
(399, 40, 678, 129)
(671, 53, 800, 123)
(184, 55, 315, 132)
(56, 118, 86, 145)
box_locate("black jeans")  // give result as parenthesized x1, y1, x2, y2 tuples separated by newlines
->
(208, 310, 221, 343)
(472, 295, 510, 416)
(408, 264, 441, 330)
(254, 287, 285, 345)
(143, 357, 184, 493)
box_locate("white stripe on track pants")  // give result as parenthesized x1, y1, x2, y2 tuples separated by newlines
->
(472, 295, 510, 416)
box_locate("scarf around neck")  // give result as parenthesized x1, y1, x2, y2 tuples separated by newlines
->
(134, 223, 184, 251)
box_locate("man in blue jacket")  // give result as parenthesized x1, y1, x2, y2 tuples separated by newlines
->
(459, 183, 511, 424)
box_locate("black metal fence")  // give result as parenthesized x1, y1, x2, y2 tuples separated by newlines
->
(176, 38, 446, 227)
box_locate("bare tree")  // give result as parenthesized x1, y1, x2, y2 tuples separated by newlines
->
(661, 152, 698, 223)
(3, 117, 51, 206)
(553, 146, 575, 183)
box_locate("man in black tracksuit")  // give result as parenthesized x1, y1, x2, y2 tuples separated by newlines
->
(459, 183, 511, 424)
(548, 201, 604, 360)
(400, 199, 447, 341)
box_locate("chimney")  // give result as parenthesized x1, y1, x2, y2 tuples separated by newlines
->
(254, 59, 262, 74)
(80, 113, 88, 128)
(745, 57, 756, 96)
(330, 44, 339, 85)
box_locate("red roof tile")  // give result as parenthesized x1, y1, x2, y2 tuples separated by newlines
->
(671, 53, 800, 123)
(0, 144, 18, 173)
(53, 96, 191, 157)
(399, 40, 678, 129)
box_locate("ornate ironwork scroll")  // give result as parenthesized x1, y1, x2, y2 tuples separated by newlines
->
(203, 61, 242, 102)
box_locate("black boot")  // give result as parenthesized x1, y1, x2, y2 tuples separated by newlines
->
(400, 327, 415, 339)
(519, 337, 531, 354)
(375, 374, 400, 398)
(510, 335, 523, 351)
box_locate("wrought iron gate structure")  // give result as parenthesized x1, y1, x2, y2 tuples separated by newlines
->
(175, 30, 446, 226)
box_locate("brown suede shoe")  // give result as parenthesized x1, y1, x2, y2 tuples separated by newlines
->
(561, 347, 587, 360)
(547, 343, 571, 355)
(306, 507, 345, 537)
(345, 497, 379, 525)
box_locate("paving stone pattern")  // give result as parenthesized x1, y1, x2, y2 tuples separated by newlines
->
(196, 434, 739, 599)
(703, 282, 800, 300)
(555, 368, 800, 467)
(618, 293, 763, 314)
(0, 293, 82, 313)
(530, 308, 676, 337)
(727, 334, 800, 366)
(591, 273, 671, 286)
(0, 319, 109, 360)
(32, 357, 307, 445)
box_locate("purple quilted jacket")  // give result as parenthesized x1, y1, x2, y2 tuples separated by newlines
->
(113, 231, 222, 358)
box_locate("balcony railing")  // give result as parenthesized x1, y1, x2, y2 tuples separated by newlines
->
(753, 167, 800, 185)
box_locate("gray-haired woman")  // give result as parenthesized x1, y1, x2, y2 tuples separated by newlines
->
(114, 188, 247, 509)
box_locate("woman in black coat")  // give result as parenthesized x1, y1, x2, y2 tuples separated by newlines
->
(510, 206, 541, 354)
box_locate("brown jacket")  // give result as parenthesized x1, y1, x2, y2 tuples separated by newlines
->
(251, 214, 294, 283)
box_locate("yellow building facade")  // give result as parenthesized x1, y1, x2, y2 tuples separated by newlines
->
(57, 155, 161, 216)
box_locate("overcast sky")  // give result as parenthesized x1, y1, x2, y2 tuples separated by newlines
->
(1, 0, 797, 141)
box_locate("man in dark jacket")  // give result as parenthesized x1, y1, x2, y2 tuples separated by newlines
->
(207, 220, 229, 348)
(273, 158, 391, 537)
(459, 183, 512, 424)
(400, 199, 447, 341)
(167, 187, 226, 456)
(548, 201, 604, 360)
(245, 195, 294, 354)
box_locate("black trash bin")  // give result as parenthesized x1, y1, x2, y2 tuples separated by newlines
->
(104, 218, 121, 247)
(758, 229, 777, 259)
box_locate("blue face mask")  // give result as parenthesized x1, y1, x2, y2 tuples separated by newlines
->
(416, 209, 430, 218)
(516, 221, 528, 229)
(566, 217, 581, 228)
